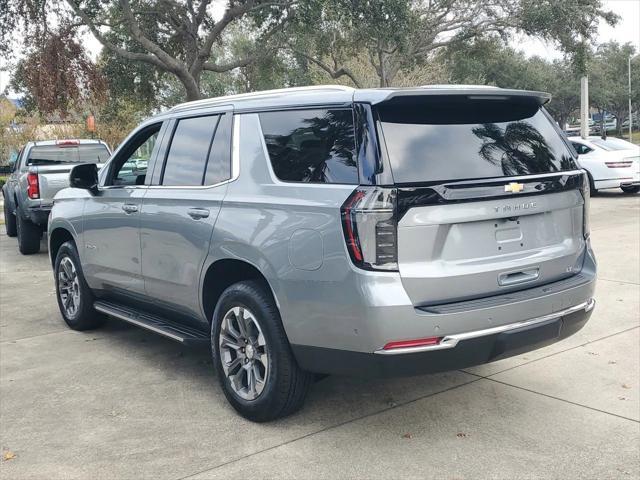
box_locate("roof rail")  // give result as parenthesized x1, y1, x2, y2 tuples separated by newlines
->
(170, 85, 355, 113)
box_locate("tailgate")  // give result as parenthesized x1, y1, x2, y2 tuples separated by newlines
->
(33, 166, 75, 204)
(397, 189, 586, 306)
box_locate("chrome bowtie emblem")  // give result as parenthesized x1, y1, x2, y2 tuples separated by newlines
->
(504, 182, 524, 193)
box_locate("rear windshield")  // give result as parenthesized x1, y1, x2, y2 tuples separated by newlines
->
(26, 144, 110, 166)
(377, 98, 577, 184)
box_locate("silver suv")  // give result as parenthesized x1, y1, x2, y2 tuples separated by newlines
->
(48, 85, 596, 421)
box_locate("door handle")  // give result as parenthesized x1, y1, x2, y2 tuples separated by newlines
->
(122, 203, 139, 214)
(187, 208, 210, 220)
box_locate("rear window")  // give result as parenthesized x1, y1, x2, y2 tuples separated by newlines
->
(377, 98, 577, 184)
(27, 144, 110, 165)
(259, 109, 358, 184)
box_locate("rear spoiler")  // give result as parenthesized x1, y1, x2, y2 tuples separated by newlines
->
(354, 87, 551, 106)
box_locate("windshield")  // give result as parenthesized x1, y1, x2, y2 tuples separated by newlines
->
(591, 138, 636, 151)
(27, 144, 110, 166)
(377, 98, 577, 184)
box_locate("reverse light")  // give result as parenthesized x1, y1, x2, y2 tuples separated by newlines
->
(341, 187, 398, 271)
(27, 172, 40, 199)
(383, 336, 442, 350)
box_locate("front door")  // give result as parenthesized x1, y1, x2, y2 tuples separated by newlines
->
(139, 110, 233, 322)
(82, 123, 163, 298)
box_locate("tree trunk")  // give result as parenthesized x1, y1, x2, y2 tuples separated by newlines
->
(177, 70, 202, 102)
(183, 81, 202, 101)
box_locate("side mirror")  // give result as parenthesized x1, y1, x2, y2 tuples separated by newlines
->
(69, 163, 99, 192)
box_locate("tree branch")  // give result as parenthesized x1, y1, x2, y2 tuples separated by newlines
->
(65, 0, 166, 70)
(294, 50, 362, 88)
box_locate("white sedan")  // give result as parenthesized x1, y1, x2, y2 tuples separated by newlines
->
(568, 136, 640, 194)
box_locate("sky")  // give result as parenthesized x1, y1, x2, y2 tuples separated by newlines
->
(1, 0, 639, 94)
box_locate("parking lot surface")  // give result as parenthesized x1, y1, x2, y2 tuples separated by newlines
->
(1, 192, 639, 479)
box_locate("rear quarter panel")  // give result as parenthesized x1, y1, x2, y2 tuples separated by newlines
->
(204, 113, 383, 349)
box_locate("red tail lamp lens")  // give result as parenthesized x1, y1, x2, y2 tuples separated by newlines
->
(27, 172, 40, 199)
(56, 139, 80, 147)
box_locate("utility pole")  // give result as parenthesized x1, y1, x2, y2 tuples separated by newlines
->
(629, 55, 633, 142)
(580, 75, 589, 139)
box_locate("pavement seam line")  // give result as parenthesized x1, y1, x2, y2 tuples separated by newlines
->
(597, 277, 640, 285)
(477, 376, 640, 424)
(0, 328, 80, 344)
(176, 375, 484, 480)
(462, 324, 639, 378)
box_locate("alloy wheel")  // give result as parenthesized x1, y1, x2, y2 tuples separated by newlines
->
(58, 256, 81, 318)
(218, 306, 269, 400)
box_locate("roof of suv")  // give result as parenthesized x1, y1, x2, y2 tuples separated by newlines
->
(168, 85, 551, 115)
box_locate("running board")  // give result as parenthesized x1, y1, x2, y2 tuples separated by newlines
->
(94, 300, 210, 346)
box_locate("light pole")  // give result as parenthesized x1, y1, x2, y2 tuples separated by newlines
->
(629, 55, 633, 142)
(580, 75, 589, 140)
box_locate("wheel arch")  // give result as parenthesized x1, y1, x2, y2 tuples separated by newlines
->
(49, 226, 77, 268)
(201, 258, 281, 325)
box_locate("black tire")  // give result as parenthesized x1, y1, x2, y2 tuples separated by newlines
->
(211, 280, 312, 422)
(3, 197, 17, 237)
(621, 185, 640, 194)
(586, 171, 598, 196)
(54, 241, 105, 330)
(16, 210, 41, 254)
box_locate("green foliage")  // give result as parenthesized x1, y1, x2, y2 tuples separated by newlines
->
(0, 176, 6, 190)
(589, 42, 639, 132)
(444, 39, 581, 127)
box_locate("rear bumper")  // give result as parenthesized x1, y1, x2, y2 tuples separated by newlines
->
(593, 170, 640, 190)
(25, 206, 51, 226)
(293, 299, 594, 377)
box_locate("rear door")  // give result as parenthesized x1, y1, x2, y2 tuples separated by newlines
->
(139, 108, 232, 322)
(376, 95, 587, 306)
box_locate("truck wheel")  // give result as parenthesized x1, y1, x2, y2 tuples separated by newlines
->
(16, 211, 42, 254)
(586, 171, 598, 196)
(211, 280, 312, 422)
(621, 185, 640, 194)
(54, 241, 104, 330)
(3, 199, 17, 237)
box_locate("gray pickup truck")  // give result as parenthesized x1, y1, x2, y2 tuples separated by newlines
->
(2, 139, 111, 254)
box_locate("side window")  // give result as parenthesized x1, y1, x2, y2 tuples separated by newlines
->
(571, 142, 592, 155)
(162, 115, 219, 186)
(259, 108, 358, 184)
(204, 113, 232, 185)
(109, 125, 160, 186)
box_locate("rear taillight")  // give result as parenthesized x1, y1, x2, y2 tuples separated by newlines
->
(605, 161, 633, 168)
(341, 187, 398, 271)
(580, 172, 590, 239)
(27, 172, 40, 199)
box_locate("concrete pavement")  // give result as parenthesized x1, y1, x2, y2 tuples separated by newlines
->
(1, 191, 638, 479)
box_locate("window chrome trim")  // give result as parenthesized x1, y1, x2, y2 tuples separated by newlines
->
(374, 298, 595, 355)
